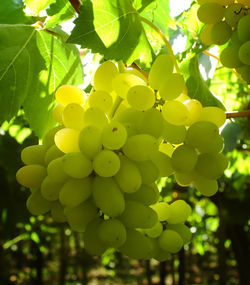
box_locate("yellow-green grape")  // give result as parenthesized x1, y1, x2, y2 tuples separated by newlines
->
(54, 128, 80, 153)
(98, 219, 127, 248)
(92, 176, 125, 217)
(55, 85, 86, 106)
(87, 90, 113, 112)
(83, 107, 108, 127)
(162, 100, 190, 126)
(150, 202, 171, 221)
(112, 73, 146, 99)
(26, 189, 52, 215)
(59, 177, 92, 207)
(198, 134, 224, 153)
(52, 104, 64, 124)
(236, 65, 250, 84)
(64, 200, 97, 232)
(238, 14, 250, 42)
(225, 3, 247, 27)
(211, 21, 232, 45)
(62, 103, 84, 130)
(150, 151, 174, 177)
(62, 152, 92, 179)
(166, 224, 191, 244)
(93, 61, 119, 93)
(239, 41, 250, 65)
(184, 99, 203, 125)
(78, 125, 102, 159)
(193, 172, 219, 196)
(137, 108, 164, 138)
(114, 155, 142, 193)
(171, 144, 198, 173)
(151, 238, 171, 262)
(136, 160, 159, 184)
(126, 85, 155, 111)
(123, 122, 137, 137)
(119, 200, 157, 229)
(125, 184, 159, 206)
(102, 121, 127, 150)
(144, 222, 163, 238)
(93, 150, 120, 177)
(119, 228, 154, 259)
(122, 134, 158, 161)
(16, 165, 46, 188)
(159, 142, 174, 157)
(44, 144, 64, 165)
(114, 107, 143, 125)
(161, 121, 187, 144)
(200, 24, 214, 46)
(42, 125, 63, 149)
(40, 176, 63, 201)
(158, 229, 183, 253)
(197, 3, 225, 24)
(167, 200, 192, 224)
(125, 68, 147, 81)
(220, 44, 243, 68)
(50, 201, 66, 223)
(148, 54, 174, 90)
(176, 93, 190, 103)
(159, 73, 185, 101)
(21, 145, 46, 165)
(47, 157, 68, 183)
(174, 171, 194, 186)
(195, 153, 228, 179)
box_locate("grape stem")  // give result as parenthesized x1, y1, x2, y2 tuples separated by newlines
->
(226, 110, 250, 119)
(68, 0, 81, 13)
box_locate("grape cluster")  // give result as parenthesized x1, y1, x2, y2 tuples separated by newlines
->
(16, 54, 227, 261)
(197, 0, 250, 83)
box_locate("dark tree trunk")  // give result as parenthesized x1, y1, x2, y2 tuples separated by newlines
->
(178, 248, 185, 285)
(59, 225, 67, 285)
(145, 260, 152, 285)
(159, 261, 166, 285)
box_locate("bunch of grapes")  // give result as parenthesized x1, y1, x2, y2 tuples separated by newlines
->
(16, 54, 227, 261)
(197, 0, 250, 83)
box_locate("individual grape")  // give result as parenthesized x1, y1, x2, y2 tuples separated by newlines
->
(162, 100, 190, 126)
(64, 200, 97, 232)
(102, 121, 127, 150)
(151, 238, 171, 262)
(198, 134, 224, 153)
(225, 3, 247, 27)
(21, 145, 46, 165)
(239, 41, 250, 65)
(41, 176, 63, 201)
(166, 224, 192, 244)
(144, 222, 163, 238)
(125, 68, 147, 81)
(62, 152, 93, 179)
(127, 85, 155, 111)
(237, 14, 250, 42)
(42, 125, 63, 149)
(236, 65, 250, 83)
(197, 3, 225, 24)
(44, 144, 64, 165)
(93, 150, 120, 177)
(26, 189, 52, 215)
(174, 171, 194, 186)
(176, 93, 190, 103)
(159, 73, 185, 100)
(184, 99, 203, 125)
(150, 202, 171, 221)
(54, 128, 80, 153)
(114, 155, 142, 193)
(47, 157, 68, 183)
(161, 121, 186, 144)
(50, 201, 66, 223)
(220, 44, 243, 68)
(52, 104, 64, 124)
(159, 142, 174, 157)
(158, 229, 183, 253)
(150, 151, 174, 177)
(98, 219, 127, 248)
(148, 54, 174, 90)
(167, 200, 192, 224)
(136, 160, 159, 185)
(83, 107, 108, 127)
(16, 165, 46, 188)
(200, 24, 214, 46)
(125, 184, 159, 206)
(62, 103, 84, 130)
(123, 122, 137, 137)
(114, 107, 143, 125)
(92, 176, 125, 217)
(211, 21, 232, 45)
(59, 177, 92, 207)
(55, 85, 86, 106)
(87, 90, 113, 112)
(193, 173, 219, 196)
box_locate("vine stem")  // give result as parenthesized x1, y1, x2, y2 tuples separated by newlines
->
(68, 0, 81, 13)
(226, 110, 250, 119)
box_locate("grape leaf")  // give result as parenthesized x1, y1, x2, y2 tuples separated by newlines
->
(67, 0, 153, 65)
(24, 0, 56, 14)
(0, 0, 28, 24)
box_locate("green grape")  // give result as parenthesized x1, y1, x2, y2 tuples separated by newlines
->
(159, 73, 185, 100)
(174, 171, 194, 186)
(237, 14, 250, 42)
(44, 144, 64, 165)
(50, 201, 66, 223)
(93, 61, 119, 93)
(122, 134, 158, 161)
(211, 21, 232, 45)
(16, 165, 47, 188)
(47, 157, 68, 183)
(112, 73, 146, 99)
(162, 100, 190, 126)
(21, 145, 46, 165)
(137, 108, 164, 138)
(166, 224, 191, 244)
(159, 142, 174, 157)
(231, 30, 243, 45)
(125, 68, 147, 81)
(200, 24, 214, 46)
(64, 200, 97, 232)
(42, 125, 63, 149)
(161, 121, 187, 144)
(119, 200, 157, 229)
(41, 176, 63, 201)
(52, 104, 64, 124)
(158, 229, 183, 253)
(78, 125, 102, 159)
(197, 3, 225, 24)
(171, 144, 198, 173)
(150, 151, 174, 177)
(167, 200, 192, 224)
(239, 41, 250, 65)
(220, 44, 243, 68)
(93, 150, 120, 177)
(136, 160, 159, 185)
(144, 222, 163, 238)
(225, 3, 247, 27)
(150, 202, 171, 221)
(26, 189, 52, 215)
(54, 128, 80, 153)
(102, 121, 127, 150)
(148, 54, 174, 90)
(151, 238, 171, 262)
(236, 65, 250, 84)
(184, 99, 203, 125)
(126, 85, 155, 111)
(92, 176, 125, 217)
(59, 177, 92, 207)
(123, 122, 137, 137)
(98, 219, 127, 248)
(83, 107, 108, 127)
(114, 107, 143, 125)
(193, 172, 218, 196)
(87, 90, 113, 112)
(62, 152, 93, 179)
(62, 103, 84, 130)
(198, 134, 224, 153)
(114, 155, 142, 193)
(55, 85, 86, 106)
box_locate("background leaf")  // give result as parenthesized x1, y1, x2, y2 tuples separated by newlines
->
(0, 0, 28, 24)
(24, 0, 56, 14)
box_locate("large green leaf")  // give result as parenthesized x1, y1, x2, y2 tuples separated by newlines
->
(0, 0, 28, 24)
(67, 0, 153, 65)
(24, 0, 56, 14)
